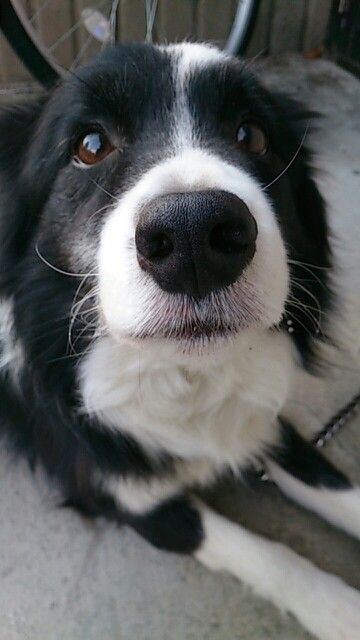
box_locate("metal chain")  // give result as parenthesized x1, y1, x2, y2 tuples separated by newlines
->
(312, 391, 360, 449)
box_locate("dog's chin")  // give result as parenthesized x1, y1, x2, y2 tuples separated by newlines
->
(110, 330, 235, 364)
(103, 284, 285, 359)
(109, 316, 267, 362)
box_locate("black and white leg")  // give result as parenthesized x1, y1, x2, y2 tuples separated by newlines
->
(266, 420, 360, 540)
(102, 474, 360, 640)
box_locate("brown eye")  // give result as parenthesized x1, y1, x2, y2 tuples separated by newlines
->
(236, 121, 268, 155)
(74, 131, 114, 165)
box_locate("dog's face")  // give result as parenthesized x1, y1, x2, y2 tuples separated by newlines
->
(93, 44, 289, 352)
(3, 43, 327, 363)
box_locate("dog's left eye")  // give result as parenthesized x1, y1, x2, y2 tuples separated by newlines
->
(74, 131, 114, 166)
(236, 121, 268, 155)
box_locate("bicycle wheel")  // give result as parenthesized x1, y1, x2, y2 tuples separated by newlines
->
(225, 0, 259, 56)
(0, 0, 259, 87)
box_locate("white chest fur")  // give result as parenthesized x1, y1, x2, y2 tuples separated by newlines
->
(79, 329, 294, 469)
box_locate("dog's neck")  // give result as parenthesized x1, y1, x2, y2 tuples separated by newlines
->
(78, 329, 294, 467)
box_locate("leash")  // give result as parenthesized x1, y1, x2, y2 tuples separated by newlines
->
(259, 391, 360, 483)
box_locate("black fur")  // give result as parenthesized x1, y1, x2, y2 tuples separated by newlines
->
(272, 421, 351, 490)
(127, 496, 204, 553)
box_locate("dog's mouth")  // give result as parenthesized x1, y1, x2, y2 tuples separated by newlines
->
(135, 319, 237, 343)
(129, 280, 266, 348)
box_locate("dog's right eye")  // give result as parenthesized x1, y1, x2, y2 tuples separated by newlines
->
(74, 131, 114, 166)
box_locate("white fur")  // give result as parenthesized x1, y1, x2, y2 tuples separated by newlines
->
(105, 475, 181, 514)
(165, 42, 229, 73)
(196, 503, 360, 640)
(165, 43, 229, 151)
(268, 461, 360, 540)
(104, 457, 218, 514)
(79, 329, 293, 468)
(0, 297, 24, 382)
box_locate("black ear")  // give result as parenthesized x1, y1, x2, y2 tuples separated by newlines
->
(0, 96, 48, 288)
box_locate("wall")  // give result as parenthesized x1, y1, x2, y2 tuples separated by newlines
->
(0, 0, 333, 84)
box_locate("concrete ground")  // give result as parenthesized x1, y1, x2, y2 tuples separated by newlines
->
(0, 55, 359, 640)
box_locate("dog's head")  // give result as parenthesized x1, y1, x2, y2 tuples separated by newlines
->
(0, 43, 331, 370)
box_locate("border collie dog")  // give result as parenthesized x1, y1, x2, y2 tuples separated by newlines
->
(0, 43, 359, 639)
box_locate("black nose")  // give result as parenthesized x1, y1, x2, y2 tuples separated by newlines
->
(135, 190, 258, 298)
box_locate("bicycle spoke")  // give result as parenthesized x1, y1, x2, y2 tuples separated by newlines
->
(109, 0, 120, 44)
(48, 0, 109, 53)
(145, 0, 159, 43)
(29, 0, 54, 24)
(70, 32, 94, 71)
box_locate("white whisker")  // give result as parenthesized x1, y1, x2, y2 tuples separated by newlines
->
(35, 244, 97, 278)
(288, 259, 330, 290)
(262, 123, 310, 190)
(86, 175, 120, 202)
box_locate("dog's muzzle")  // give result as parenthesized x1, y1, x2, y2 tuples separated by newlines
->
(135, 190, 258, 298)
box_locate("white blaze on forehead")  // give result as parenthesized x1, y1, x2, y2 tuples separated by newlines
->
(162, 42, 229, 152)
(166, 42, 229, 77)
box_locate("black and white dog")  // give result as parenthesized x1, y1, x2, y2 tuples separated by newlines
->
(0, 42, 359, 639)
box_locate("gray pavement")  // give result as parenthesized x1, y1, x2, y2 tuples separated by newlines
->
(0, 55, 359, 640)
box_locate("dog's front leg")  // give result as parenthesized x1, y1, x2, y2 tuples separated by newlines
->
(104, 476, 360, 640)
(267, 420, 360, 540)
(196, 503, 360, 640)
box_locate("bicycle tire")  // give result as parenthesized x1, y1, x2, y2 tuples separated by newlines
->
(0, 0, 260, 87)
(225, 0, 259, 56)
(0, 0, 62, 86)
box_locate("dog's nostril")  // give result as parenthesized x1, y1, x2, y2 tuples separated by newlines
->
(139, 230, 174, 260)
(151, 232, 173, 259)
(210, 222, 248, 254)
